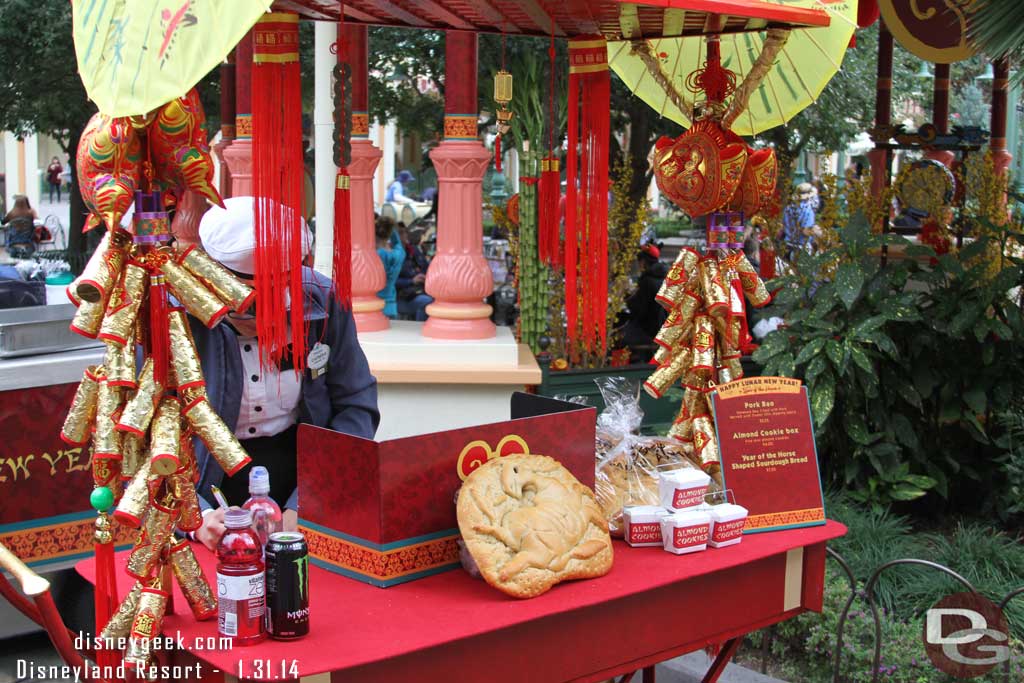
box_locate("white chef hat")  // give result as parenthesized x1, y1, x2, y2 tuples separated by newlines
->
(198, 196, 313, 276)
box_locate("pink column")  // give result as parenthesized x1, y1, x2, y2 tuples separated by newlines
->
(422, 30, 495, 339)
(349, 140, 389, 331)
(223, 30, 253, 197)
(340, 23, 388, 332)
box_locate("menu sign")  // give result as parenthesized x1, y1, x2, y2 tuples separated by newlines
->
(711, 377, 825, 533)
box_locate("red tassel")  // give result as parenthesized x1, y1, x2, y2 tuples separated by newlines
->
(494, 134, 502, 173)
(538, 159, 561, 267)
(252, 13, 308, 373)
(150, 273, 169, 388)
(565, 70, 579, 356)
(94, 529, 118, 668)
(590, 71, 610, 355)
(333, 172, 352, 308)
(566, 37, 611, 357)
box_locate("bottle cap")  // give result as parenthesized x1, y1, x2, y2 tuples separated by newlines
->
(249, 465, 270, 495)
(224, 506, 252, 529)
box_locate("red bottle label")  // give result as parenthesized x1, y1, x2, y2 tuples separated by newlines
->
(672, 523, 710, 549)
(712, 518, 746, 543)
(217, 572, 266, 640)
(671, 486, 706, 509)
(626, 521, 662, 545)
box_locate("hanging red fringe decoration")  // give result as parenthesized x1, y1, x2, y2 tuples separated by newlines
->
(565, 37, 611, 356)
(333, 172, 353, 308)
(93, 516, 118, 669)
(538, 158, 560, 266)
(252, 12, 308, 372)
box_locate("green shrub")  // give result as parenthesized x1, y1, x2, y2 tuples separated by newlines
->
(754, 215, 1024, 514)
(649, 216, 691, 238)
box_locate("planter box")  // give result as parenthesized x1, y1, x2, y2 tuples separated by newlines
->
(535, 360, 760, 434)
(297, 393, 596, 587)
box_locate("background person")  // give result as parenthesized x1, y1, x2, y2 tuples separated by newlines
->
(397, 226, 432, 321)
(375, 215, 405, 319)
(46, 157, 63, 202)
(2, 195, 38, 259)
(386, 170, 415, 204)
(782, 182, 819, 259)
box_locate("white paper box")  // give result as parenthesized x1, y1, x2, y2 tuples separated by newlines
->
(660, 509, 711, 555)
(623, 505, 671, 547)
(708, 503, 749, 548)
(658, 468, 711, 511)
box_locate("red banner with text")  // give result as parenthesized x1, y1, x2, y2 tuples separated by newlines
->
(712, 377, 826, 533)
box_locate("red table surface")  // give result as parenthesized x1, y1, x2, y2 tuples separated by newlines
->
(78, 521, 846, 682)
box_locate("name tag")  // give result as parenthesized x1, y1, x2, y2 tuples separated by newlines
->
(308, 342, 330, 379)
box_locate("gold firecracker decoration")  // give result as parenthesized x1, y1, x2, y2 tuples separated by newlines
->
(64, 93, 251, 671)
(644, 248, 771, 470)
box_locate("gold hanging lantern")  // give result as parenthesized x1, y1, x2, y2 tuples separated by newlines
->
(494, 69, 514, 134)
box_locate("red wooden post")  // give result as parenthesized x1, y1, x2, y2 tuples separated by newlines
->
(868, 21, 893, 197)
(223, 29, 254, 196)
(926, 63, 954, 167)
(214, 53, 236, 198)
(423, 30, 496, 339)
(991, 57, 1012, 177)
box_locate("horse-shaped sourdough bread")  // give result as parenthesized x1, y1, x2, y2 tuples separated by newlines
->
(457, 454, 613, 598)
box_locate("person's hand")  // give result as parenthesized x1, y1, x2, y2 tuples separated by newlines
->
(195, 508, 226, 552)
(283, 509, 298, 532)
(413, 273, 426, 285)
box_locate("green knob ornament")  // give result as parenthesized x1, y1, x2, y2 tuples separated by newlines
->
(90, 486, 115, 512)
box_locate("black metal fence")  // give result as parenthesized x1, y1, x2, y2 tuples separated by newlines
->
(751, 548, 1023, 683)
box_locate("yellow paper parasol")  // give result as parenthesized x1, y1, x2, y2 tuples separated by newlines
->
(72, 0, 272, 117)
(608, 0, 858, 136)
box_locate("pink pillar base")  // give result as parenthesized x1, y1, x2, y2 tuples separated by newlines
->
(992, 149, 1013, 177)
(222, 138, 253, 197)
(212, 138, 234, 199)
(349, 139, 389, 333)
(423, 140, 495, 340)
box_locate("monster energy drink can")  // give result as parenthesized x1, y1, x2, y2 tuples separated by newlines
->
(265, 532, 310, 639)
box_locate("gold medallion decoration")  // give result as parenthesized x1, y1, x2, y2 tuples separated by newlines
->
(654, 120, 748, 218)
(878, 0, 977, 64)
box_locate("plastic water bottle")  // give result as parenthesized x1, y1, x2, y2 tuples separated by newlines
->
(216, 507, 266, 645)
(242, 466, 282, 546)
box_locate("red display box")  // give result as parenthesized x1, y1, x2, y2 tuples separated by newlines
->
(297, 393, 596, 587)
